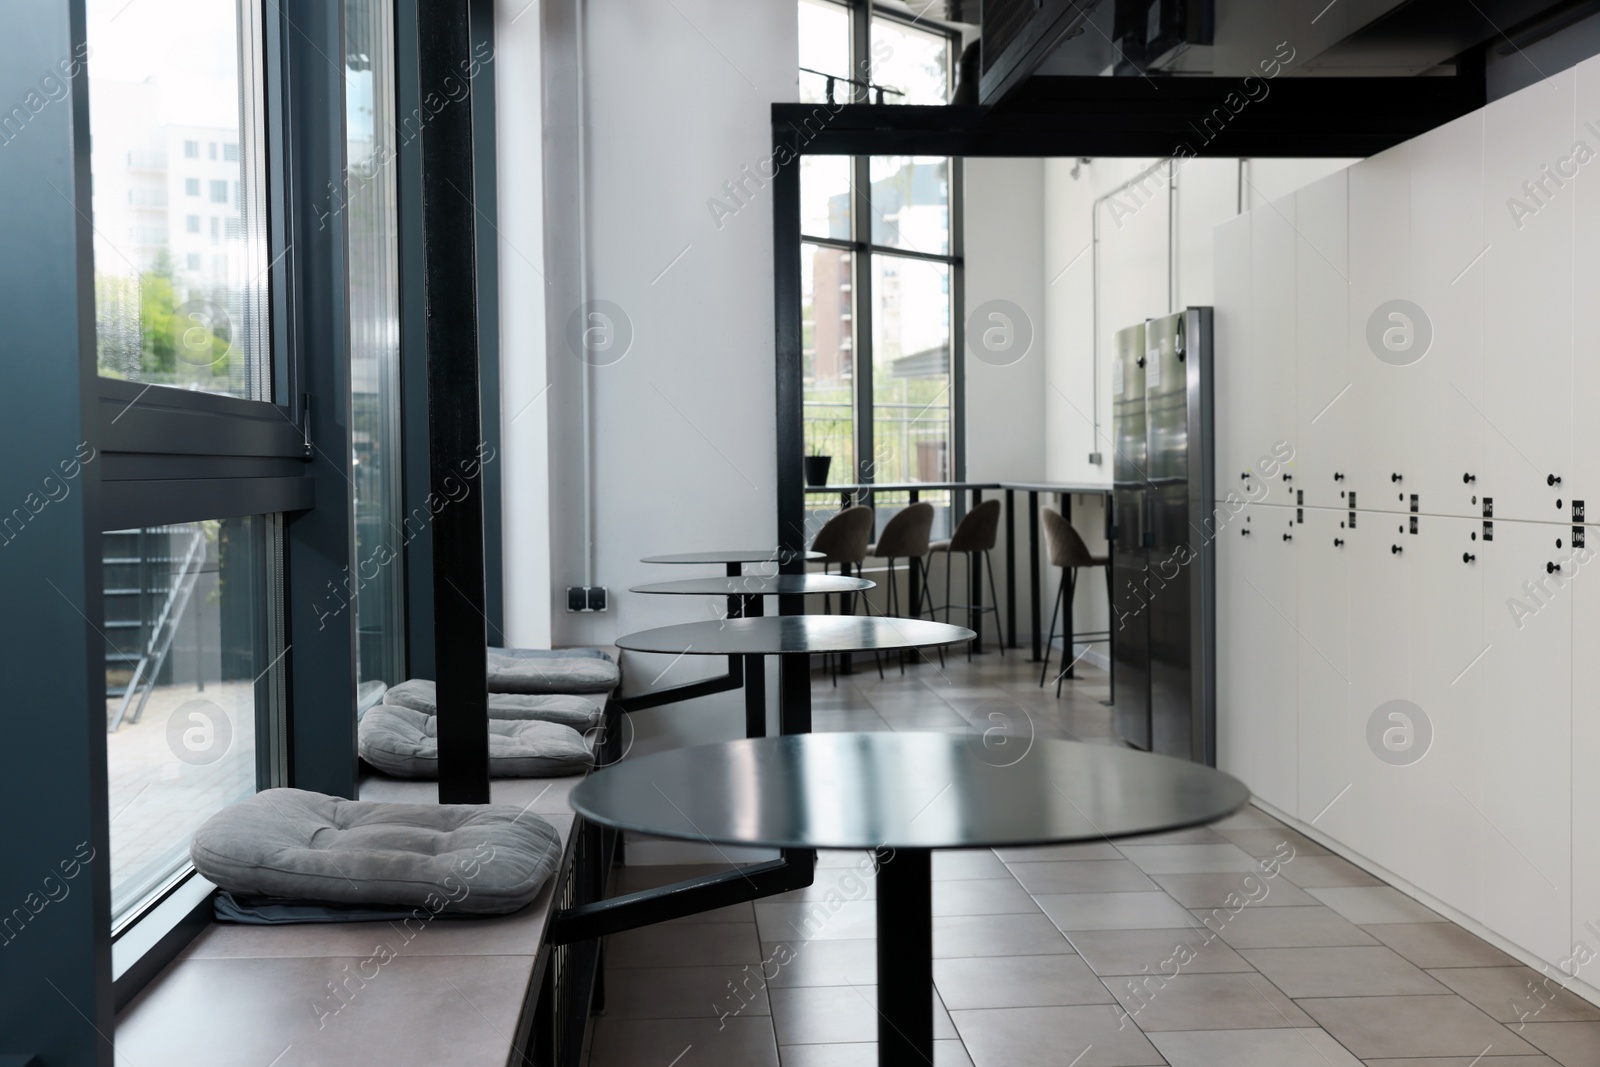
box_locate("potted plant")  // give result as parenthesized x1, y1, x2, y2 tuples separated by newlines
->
(804, 420, 835, 487)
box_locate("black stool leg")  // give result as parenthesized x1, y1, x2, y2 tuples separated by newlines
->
(1040, 569, 1064, 689)
(985, 549, 1006, 655)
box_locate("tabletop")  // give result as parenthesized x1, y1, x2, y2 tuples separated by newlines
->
(631, 575, 873, 597)
(614, 615, 974, 656)
(640, 549, 825, 565)
(571, 732, 1250, 850)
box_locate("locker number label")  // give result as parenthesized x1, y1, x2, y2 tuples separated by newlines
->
(1366, 699, 1432, 766)
(1365, 299, 1433, 366)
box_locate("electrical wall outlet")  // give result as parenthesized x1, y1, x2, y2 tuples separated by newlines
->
(566, 586, 608, 612)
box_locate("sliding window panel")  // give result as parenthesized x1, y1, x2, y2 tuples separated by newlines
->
(802, 241, 856, 530)
(869, 15, 952, 105)
(86, 0, 271, 403)
(801, 155, 852, 241)
(871, 254, 951, 486)
(870, 156, 949, 255)
(104, 517, 280, 929)
(798, 0, 851, 104)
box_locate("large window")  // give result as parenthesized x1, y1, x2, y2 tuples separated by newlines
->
(87, 0, 270, 401)
(796, 5, 961, 535)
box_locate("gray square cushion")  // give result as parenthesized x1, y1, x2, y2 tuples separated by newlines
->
(358, 705, 594, 779)
(189, 788, 562, 915)
(486, 646, 620, 695)
(384, 678, 602, 730)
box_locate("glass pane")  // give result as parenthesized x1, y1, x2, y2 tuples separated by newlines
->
(105, 517, 275, 926)
(802, 242, 855, 488)
(798, 0, 851, 104)
(347, 0, 404, 695)
(870, 156, 949, 255)
(87, 0, 270, 400)
(871, 255, 950, 486)
(801, 156, 851, 240)
(870, 17, 950, 105)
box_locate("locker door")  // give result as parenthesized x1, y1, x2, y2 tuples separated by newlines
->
(1346, 143, 1413, 512)
(1406, 514, 1484, 918)
(1408, 112, 1485, 519)
(1571, 516, 1600, 976)
(1481, 70, 1574, 524)
(1213, 213, 1253, 489)
(1472, 517, 1573, 962)
(1343, 507, 1412, 874)
(1295, 506, 1350, 829)
(1248, 193, 1298, 513)
(1232, 501, 1298, 813)
(1572, 56, 1600, 526)
(1214, 493, 1252, 786)
(1295, 171, 1352, 509)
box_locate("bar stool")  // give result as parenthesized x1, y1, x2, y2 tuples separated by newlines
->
(1040, 506, 1111, 697)
(931, 498, 1005, 659)
(810, 504, 880, 682)
(867, 501, 935, 620)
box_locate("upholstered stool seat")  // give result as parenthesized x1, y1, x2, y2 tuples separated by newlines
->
(383, 678, 603, 730)
(486, 646, 620, 695)
(358, 705, 594, 779)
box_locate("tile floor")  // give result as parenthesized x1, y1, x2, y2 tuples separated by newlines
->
(583, 652, 1600, 1066)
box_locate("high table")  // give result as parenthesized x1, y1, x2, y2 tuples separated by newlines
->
(570, 732, 1250, 1065)
(629, 550, 826, 716)
(630, 574, 875, 736)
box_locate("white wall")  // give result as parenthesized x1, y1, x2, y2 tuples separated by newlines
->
(531, 0, 796, 861)
(1215, 60, 1600, 1003)
(496, 0, 550, 650)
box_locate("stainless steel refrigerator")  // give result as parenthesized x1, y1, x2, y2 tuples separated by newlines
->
(1111, 308, 1215, 765)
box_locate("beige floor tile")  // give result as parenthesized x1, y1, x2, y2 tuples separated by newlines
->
(1306, 886, 1445, 925)
(777, 1039, 972, 1066)
(1350, 1059, 1561, 1065)
(587, 1015, 780, 1067)
(767, 984, 956, 1045)
(1065, 928, 1252, 976)
(1105, 972, 1312, 1032)
(1038, 891, 1205, 931)
(1277, 855, 1384, 888)
(1216, 828, 1331, 858)
(762, 939, 876, 988)
(1124, 826, 1231, 845)
(1428, 966, 1600, 1023)
(603, 964, 773, 1020)
(1146, 1026, 1363, 1066)
(1520, 1021, 1600, 1066)
(1240, 946, 1447, 997)
(932, 850, 1008, 881)
(995, 843, 1123, 863)
(607, 922, 764, 968)
(755, 900, 877, 943)
(1363, 922, 1520, 968)
(949, 1005, 1166, 1066)
(933, 913, 1078, 958)
(1116, 843, 1262, 874)
(1297, 995, 1537, 1059)
(1210, 807, 1283, 831)
(1151, 871, 1316, 908)
(1010, 860, 1158, 895)
(933, 877, 1040, 917)
(1203, 905, 1378, 949)
(934, 953, 1113, 1010)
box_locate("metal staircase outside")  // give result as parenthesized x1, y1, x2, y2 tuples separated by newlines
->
(105, 524, 208, 732)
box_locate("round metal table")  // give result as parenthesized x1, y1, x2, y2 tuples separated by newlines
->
(640, 548, 824, 575)
(573, 732, 1250, 1066)
(615, 616, 973, 736)
(628, 578, 877, 736)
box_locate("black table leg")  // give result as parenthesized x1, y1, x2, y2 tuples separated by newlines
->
(875, 847, 932, 1066)
(744, 594, 766, 738)
(970, 489, 983, 653)
(908, 490, 923, 621)
(1029, 491, 1041, 662)
(1004, 489, 1016, 649)
(780, 650, 811, 735)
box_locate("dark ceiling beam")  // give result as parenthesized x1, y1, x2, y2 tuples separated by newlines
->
(775, 73, 1484, 159)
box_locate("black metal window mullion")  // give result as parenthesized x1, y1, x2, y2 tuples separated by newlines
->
(851, 153, 875, 497)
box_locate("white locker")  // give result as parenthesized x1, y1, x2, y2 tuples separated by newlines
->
(1213, 212, 1254, 491)
(1405, 514, 1485, 919)
(1345, 142, 1413, 512)
(1571, 55, 1600, 524)
(1215, 492, 1252, 787)
(1471, 517, 1573, 963)
(1247, 194, 1299, 512)
(1408, 112, 1485, 519)
(1294, 171, 1352, 509)
(1480, 70, 1574, 524)
(1238, 501, 1300, 813)
(1342, 506, 1412, 875)
(1570, 525, 1600, 979)
(1295, 506, 1352, 831)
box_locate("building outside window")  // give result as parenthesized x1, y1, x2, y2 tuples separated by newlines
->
(182, 138, 198, 158)
(209, 179, 228, 204)
(184, 177, 199, 196)
(796, 1, 960, 535)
